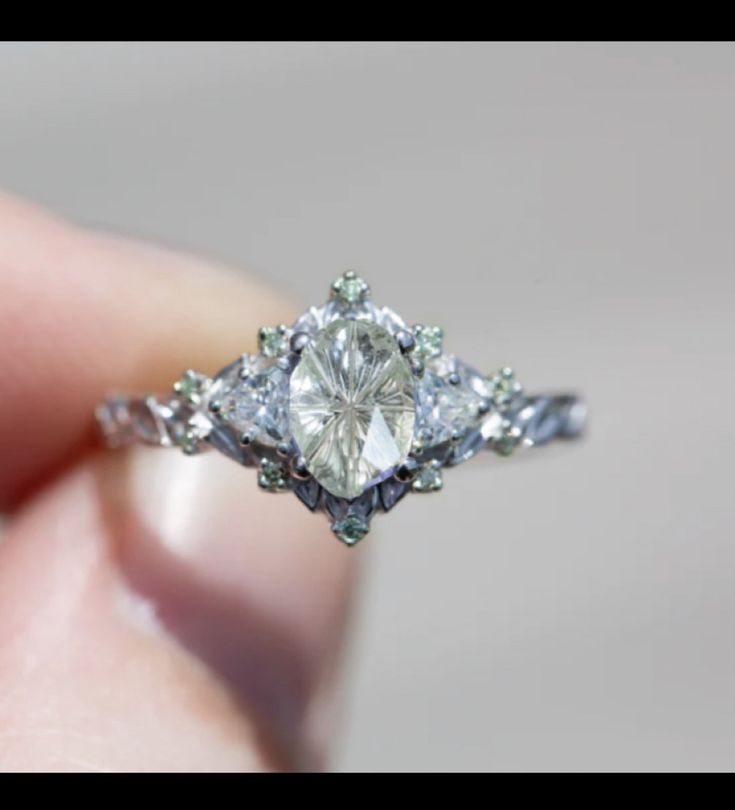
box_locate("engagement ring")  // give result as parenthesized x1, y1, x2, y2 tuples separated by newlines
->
(97, 272, 586, 545)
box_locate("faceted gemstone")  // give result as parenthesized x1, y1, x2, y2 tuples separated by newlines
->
(488, 366, 522, 406)
(331, 271, 369, 305)
(289, 319, 415, 500)
(257, 459, 289, 491)
(207, 420, 251, 465)
(290, 306, 322, 336)
(414, 355, 493, 446)
(209, 355, 289, 446)
(412, 460, 443, 492)
(494, 422, 523, 457)
(372, 305, 407, 335)
(332, 515, 369, 545)
(412, 324, 444, 360)
(97, 395, 174, 448)
(292, 300, 406, 336)
(258, 324, 290, 358)
(173, 369, 209, 406)
(175, 410, 212, 456)
(176, 428, 200, 456)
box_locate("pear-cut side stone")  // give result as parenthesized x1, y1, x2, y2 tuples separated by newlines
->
(289, 319, 415, 500)
(414, 355, 492, 446)
(208, 355, 289, 446)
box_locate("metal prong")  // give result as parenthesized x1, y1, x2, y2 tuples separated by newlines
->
(447, 372, 461, 386)
(290, 454, 310, 480)
(395, 329, 415, 354)
(290, 331, 312, 354)
(411, 427, 432, 458)
(394, 457, 419, 483)
(276, 440, 292, 458)
(239, 430, 255, 446)
(411, 430, 432, 456)
(450, 427, 467, 444)
(208, 399, 222, 414)
(409, 356, 425, 377)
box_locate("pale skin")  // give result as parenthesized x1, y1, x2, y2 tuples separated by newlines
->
(0, 192, 356, 772)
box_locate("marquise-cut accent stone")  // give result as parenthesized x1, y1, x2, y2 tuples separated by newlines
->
(292, 301, 406, 337)
(289, 319, 415, 500)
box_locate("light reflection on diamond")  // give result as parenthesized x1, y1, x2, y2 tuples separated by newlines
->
(289, 319, 415, 500)
(292, 300, 406, 336)
(415, 355, 491, 446)
(209, 355, 290, 445)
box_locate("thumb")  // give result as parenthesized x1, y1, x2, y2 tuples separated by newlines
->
(0, 194, 357, 771)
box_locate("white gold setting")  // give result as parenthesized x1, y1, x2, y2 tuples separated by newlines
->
(97, 271, 587, 545)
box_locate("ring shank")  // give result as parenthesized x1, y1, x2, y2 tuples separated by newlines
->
(96, 395, 184, 449)
(509, 395, 587, 447)
(96, 392, 587, 457)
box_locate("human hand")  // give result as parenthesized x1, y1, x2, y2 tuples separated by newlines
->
(0, 192, 356, 772)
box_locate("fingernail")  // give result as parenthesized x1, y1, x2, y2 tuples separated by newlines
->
(99, 447, 356, 770)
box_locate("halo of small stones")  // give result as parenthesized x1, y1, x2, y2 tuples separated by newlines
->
(167, 272, 525, 545)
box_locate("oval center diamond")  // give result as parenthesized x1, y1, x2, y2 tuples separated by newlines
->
(289, 319, 416, 500)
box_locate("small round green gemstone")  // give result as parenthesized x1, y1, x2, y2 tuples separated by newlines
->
(258, 325, 290, 358)
(331, 271, 369, 305)
(412, 461, 443, 492)
(173, 370, 208, 405)
(258, 459, 289, 491)
(495, 423, 522, 456)
(177, 429, 199, 456)
(488, 366, 521, 406)
(332, 515, 369, 545)
(412, 325, 443, 360)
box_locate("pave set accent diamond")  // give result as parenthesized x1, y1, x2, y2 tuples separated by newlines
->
(162, 272, 525, 544)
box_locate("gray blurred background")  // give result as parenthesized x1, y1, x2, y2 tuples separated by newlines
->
(1, 42, 734, 771)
